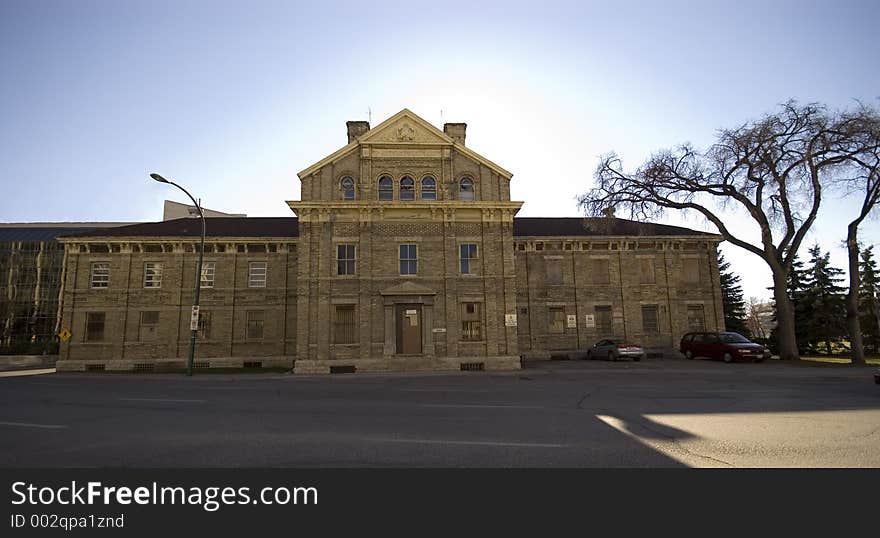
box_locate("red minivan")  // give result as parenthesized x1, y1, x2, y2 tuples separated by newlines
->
(680, 331, 770, 363)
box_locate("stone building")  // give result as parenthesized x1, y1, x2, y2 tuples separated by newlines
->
(56, 109, 723, 373)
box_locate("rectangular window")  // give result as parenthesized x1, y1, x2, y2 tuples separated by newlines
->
(683, 258, 701, 283)
(85, 312, 105, 341)
(460, 244, 478, 274)
(687, 305, 706, 331)
(333, 305, 357, 344)
(399, 244, 418, 275)
(90, 262, 110, 288)
(642, 305, 659, 334)
(548, 307, 565, 334)
(139, 311, 159, 341)
(595, 305, 613, 335)
(200, 262, 215, 288)
(337, 245, 356, 276)
(143, 262, 163, 288)
(248, 262, 267, 288)
(639, 257, 656, 284)
(197, 311, 212, 340)
(246, 310, 264, 339)
(546, 259, 563, 285)
(592, 258, 610, 284)
(461, 302, 483, 341)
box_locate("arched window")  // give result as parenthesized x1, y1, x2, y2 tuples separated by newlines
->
(340, 177, 355, 200)
(378, 176, 393, 200)
(400, 176, 415, 200)
(421, 176, 436, 200)
(459, 177, 475, 201)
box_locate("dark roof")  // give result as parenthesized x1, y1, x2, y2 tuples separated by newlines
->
(60, 217, 300, 239)
(57, 216, 711, 240)
(512, 217, 715, 237)
(0, 227, 102, 242)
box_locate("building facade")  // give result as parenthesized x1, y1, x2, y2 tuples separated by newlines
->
(56, 109, 723, 373)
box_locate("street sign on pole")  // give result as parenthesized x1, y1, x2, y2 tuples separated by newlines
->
(190, 306, 200, 331)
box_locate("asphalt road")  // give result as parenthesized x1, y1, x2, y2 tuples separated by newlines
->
(1, 358, 878, 467)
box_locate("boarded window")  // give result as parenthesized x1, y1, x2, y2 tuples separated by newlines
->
(595, 305, 613, 335)
(334, 305, 357, 344)
(200, 262, 215, 288)
(337, 245, 356, 276)
(248, 262, 267, 288)
(460, 244, 478, 274)
(197, 311, 212, 340)
(90, 262, 110, 288)
(687, 305, 706, 331)
(642, 305, 659, 334)
(246, 310, 264, 339)
(85, 312, 105, 341)
(461, 302, 482, 341)
(639, 257, 656, 284)
(400, 244, 417, 275)
(139, 311, 159, 341)
(546, 259, 563, 285)
(548, 307, 565, 334)
(592, 258, 610, 284)
(143, 262, 163, 288)
(683, 258, 701, 283)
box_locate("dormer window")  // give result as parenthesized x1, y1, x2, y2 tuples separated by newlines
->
(378, 176, 393, 200)
(421, 176, 436, 200)
(340, 177, 355, 200)
(459, 177, 475, 201)
(400, 176, 415, 201)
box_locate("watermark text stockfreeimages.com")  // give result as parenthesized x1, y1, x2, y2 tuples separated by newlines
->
(11, 480, 318, 512)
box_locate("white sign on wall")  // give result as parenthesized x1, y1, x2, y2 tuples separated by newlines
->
(505, 314, 517, 327)
(584, 314, 595, 328)
(566, 314, 577, 328)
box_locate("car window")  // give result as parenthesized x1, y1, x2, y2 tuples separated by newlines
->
(719, 332, 751, 343)
(704, 333, 719, 343)
(682, 334, 693, 343)
(691, 333, 705, 343)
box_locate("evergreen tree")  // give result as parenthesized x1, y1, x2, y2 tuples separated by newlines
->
(718, 251, 750, 337)
(802, 244, 847, 355)
(859, 246, 880, 354)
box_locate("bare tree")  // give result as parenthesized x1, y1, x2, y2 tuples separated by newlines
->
(579, 102, 871, 361)
(833, 104, 880, 365)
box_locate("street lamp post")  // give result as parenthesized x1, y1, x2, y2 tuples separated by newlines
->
(150, 173, 205, 376)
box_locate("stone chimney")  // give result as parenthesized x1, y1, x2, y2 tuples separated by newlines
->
(346, 121, 370, 143)
(443, 123, 466, 145)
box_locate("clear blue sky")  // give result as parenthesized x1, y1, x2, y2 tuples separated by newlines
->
(1, 0, 878, 300)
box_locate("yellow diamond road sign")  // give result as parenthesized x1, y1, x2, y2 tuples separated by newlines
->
(59, 328, 72, 342)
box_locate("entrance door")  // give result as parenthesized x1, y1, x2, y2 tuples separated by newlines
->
(395, 304, 422, 355)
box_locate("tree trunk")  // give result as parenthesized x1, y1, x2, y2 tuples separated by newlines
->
(772, 268, 800, 360)
(845, 224, 866, 365)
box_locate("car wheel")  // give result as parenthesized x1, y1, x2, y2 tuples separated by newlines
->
(685, 350, 694, 360)
(723, 353, 733, 363)
(754, 358, 765, 363)
(634, 355, 642, 362)
(608, 351, 615, 362)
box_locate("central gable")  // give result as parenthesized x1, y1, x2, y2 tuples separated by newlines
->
(357, 109, 454, 146)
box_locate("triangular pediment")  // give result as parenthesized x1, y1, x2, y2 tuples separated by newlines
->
(357, 109, 454, 145)
(380, 280, 437, 296)
(298, 108, 512, 179)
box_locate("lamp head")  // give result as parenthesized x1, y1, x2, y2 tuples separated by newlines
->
(149, 173, 169, 183)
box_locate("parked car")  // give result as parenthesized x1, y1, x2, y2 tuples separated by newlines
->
(587, 339, 645, 361)
(679, 331, 771, 363)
